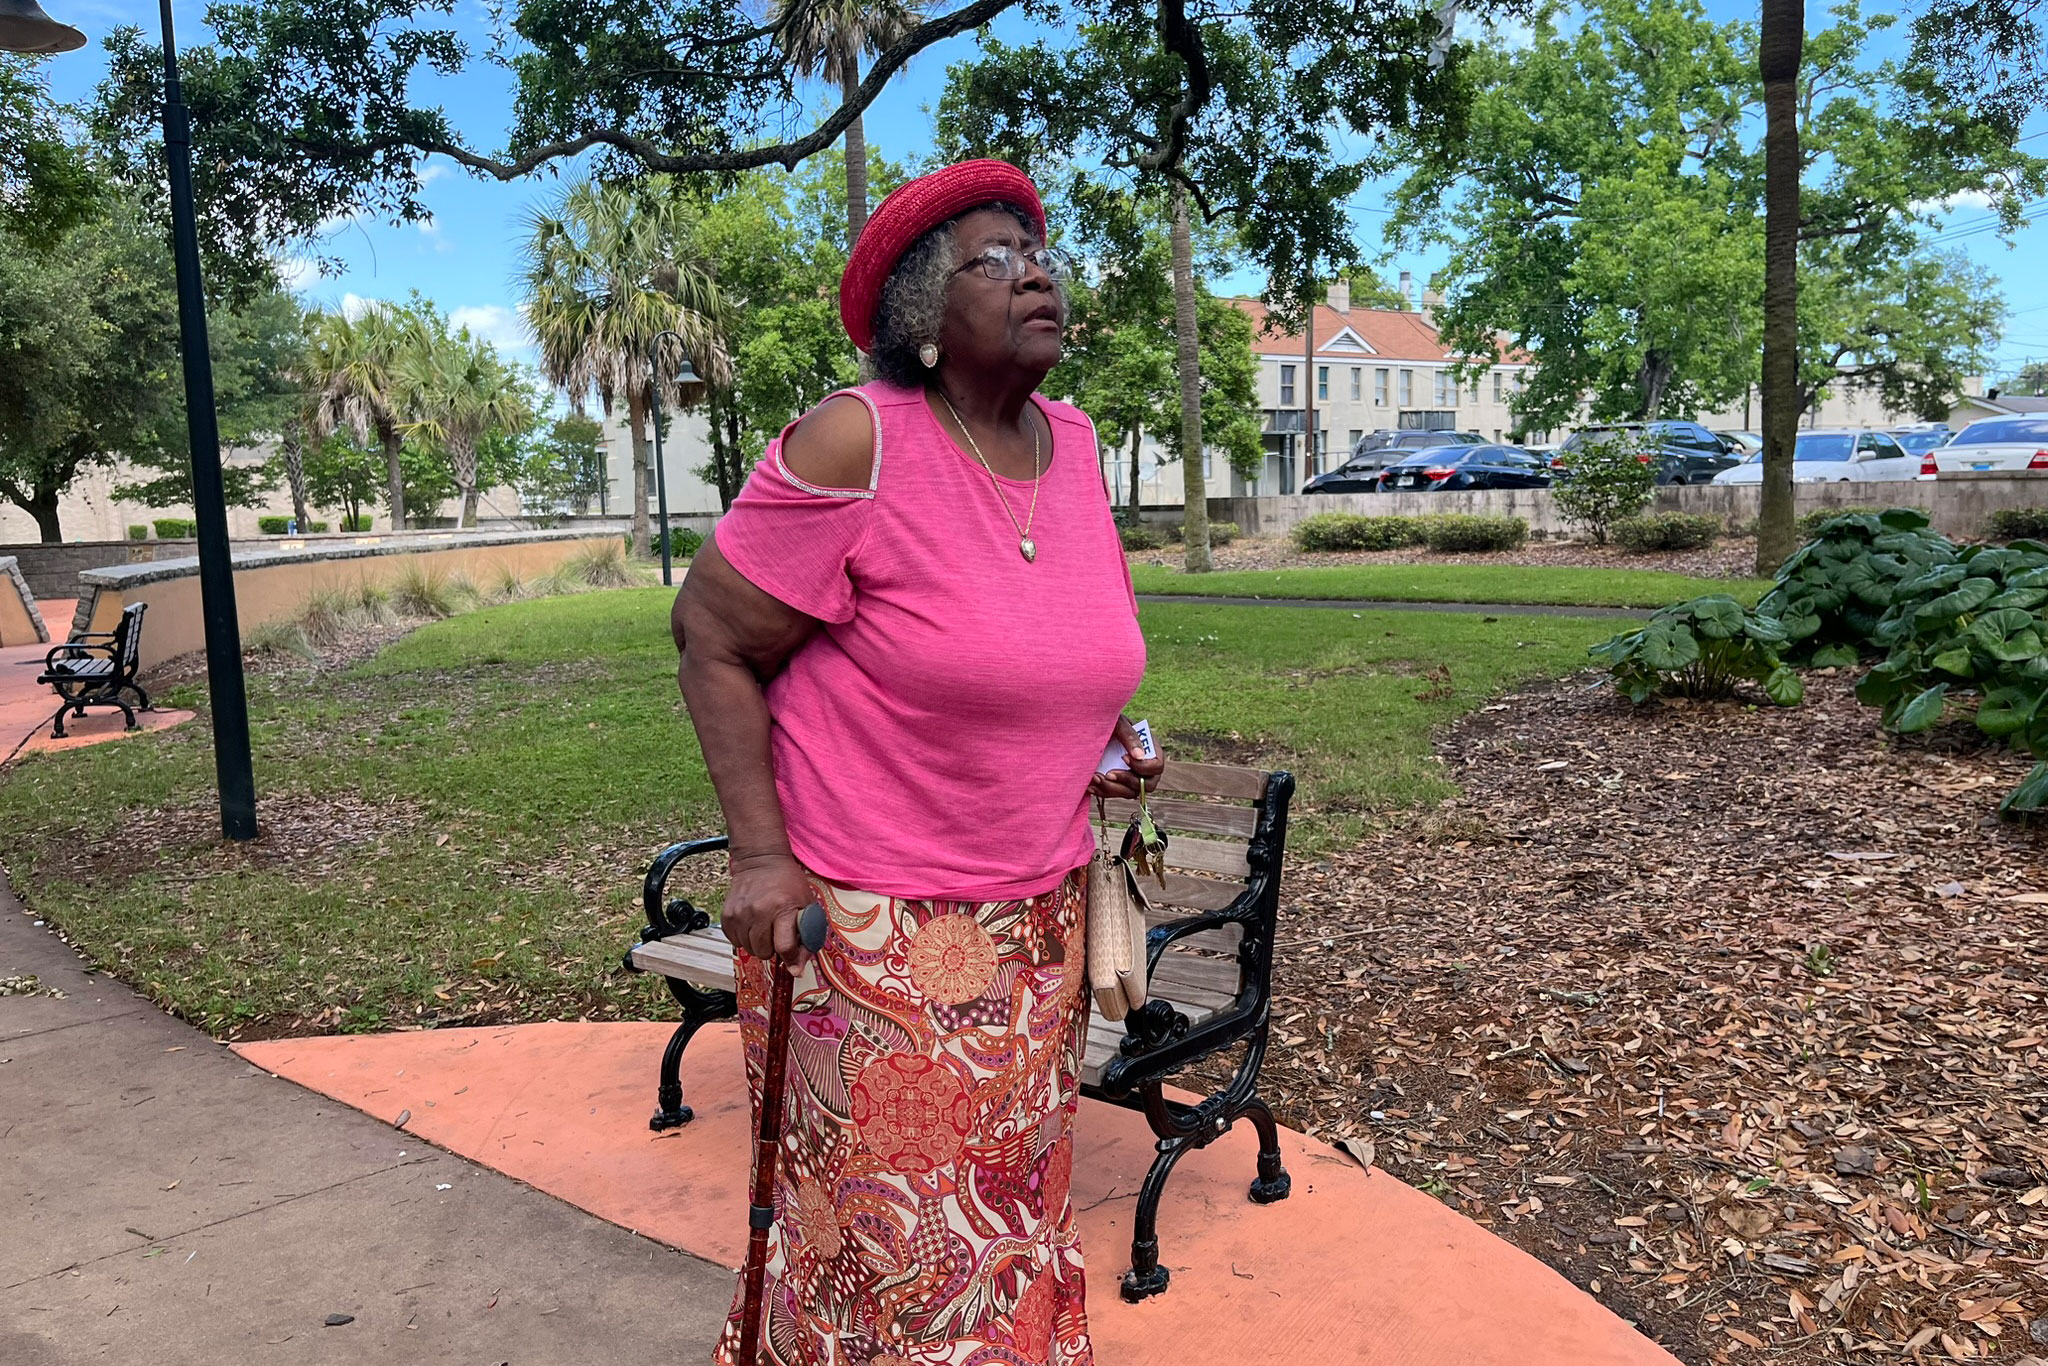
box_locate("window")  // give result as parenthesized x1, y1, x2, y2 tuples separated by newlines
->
(1398, 369, 1413, 406)
(1433, 371, 1458, 406)
(1348, 429, 1363, 451)
(1493, 372, 1504, 403)
(1317, 366, 1329, 401)
(1350, 367, 1362, 401)
(1493, 428, 1502, 442)
(1279, 364, 1296, 406)
(1375, 369, 1389, 405)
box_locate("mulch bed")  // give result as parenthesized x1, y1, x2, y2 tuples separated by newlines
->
(1259, 672, 2048, 1363)
(1133, 535, 1763, 579)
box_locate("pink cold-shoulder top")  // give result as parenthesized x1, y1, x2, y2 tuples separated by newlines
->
(712, 382, 1148, 901)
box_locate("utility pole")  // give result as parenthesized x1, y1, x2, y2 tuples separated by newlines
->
(1303, 278, 1317, 484)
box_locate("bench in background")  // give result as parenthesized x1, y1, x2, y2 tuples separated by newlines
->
(37, 602, 149, 738)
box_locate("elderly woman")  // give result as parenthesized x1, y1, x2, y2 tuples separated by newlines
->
(674, 159, 1161, 1366)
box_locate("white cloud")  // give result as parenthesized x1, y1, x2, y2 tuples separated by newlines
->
(1480, 14, 1536, 49)
(450, 304, 533, 353)
(418, 162, 450, 185)
(1912, 188, 1997, 214)
(340, 293, 385, 321)
(276, 256, 323, 291)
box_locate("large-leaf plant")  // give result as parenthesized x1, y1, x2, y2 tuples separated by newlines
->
(1590, 595, 1805, 705)
(1758, 509, 1958, 666)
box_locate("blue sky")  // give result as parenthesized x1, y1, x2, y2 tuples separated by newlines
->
(37, 0, 2048, 380)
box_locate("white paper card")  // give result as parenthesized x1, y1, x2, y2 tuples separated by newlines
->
(1097, 719, 1157, 775)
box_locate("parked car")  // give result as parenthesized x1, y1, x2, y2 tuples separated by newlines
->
(1924, 416, 2048, 475)
(1709, 428, 1920, 484)
(1888, 427, 1952, 457)
(1716, 430, 1764, 457)
(1305, 430, 1484, 493)
(1376, 445, 1554, 492)
(1552, 421, 1744, 485)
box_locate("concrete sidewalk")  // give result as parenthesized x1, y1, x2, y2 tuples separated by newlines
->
(0, 884, 733, 1365)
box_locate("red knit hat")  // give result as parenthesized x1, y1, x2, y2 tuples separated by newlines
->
(839, 159, 1047, 352)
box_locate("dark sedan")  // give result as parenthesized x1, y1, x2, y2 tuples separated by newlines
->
(1305, 431, 1484, 493)
(1552, 421, 1743, 485)
(1377, 445, 1554, 492)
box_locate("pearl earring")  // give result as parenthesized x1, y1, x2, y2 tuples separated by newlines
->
(919, 343, 939, 369)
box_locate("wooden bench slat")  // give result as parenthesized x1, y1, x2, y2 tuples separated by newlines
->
(1149, 950, 1243, 1003)
(1099, 796, 1258, 840)
(45, 658, 113, 677)
(1141, 870, 1243, 913)
(1159, 760, 1268, 801)
(1156, 833, 1251, 880)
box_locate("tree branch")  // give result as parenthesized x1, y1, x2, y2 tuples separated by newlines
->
(288, 0, 1021, 178)
(1133, 0, 1212, 176)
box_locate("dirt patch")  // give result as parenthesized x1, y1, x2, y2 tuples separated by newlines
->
(1256, 672, 2048, 1363)
(37, 788, 433, 889)
(1134, 535, 1763, 580)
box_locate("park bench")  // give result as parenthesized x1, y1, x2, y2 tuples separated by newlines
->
(623, 759, 1296, 1301)
(36, 602, 150, 738)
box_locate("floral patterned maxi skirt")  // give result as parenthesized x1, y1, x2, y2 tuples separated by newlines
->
(713, 868, 1095, 1366)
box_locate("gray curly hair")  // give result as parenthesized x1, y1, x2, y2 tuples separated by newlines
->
(867, 201, 1051, 389)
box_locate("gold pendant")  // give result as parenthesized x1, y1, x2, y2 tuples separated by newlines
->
(1020, 537, 1037, 562)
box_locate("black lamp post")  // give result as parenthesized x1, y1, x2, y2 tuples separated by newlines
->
(4, 0, 258, 841)
(646, 330, 701, 588)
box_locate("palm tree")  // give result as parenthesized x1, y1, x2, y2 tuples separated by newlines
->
(305, 302, 424, 529)
(775, 0, 922, 245)
(520, 177, 728, 558)
(400, 326, 534, 528)
(1756, 0, 1804, 574)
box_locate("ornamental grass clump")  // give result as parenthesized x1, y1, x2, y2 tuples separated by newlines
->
(1590, 595, 1803, 705)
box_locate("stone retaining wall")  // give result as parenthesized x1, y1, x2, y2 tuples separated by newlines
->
(74, 529, 621, 671)
(0, 556, 50, 646)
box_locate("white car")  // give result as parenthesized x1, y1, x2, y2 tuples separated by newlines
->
(1710, 429, 1921, 484)
(1715, 429, 1764, 457)
(1925, 416, 2048, 476)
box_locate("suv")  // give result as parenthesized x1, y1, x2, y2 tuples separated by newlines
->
(1306, 431, 1484, 493)
(1552, 421, 1742, 485)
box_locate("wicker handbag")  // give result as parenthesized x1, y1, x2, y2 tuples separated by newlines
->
(1087, 790, 1162, 1021)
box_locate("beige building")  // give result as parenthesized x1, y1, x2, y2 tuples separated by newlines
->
(1231, 282, 1534, 494)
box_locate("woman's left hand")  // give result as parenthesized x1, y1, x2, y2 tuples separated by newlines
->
(1088, 715, 1166, 802)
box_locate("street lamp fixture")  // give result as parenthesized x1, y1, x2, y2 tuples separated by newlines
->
(646, 331, 701, 588)
(0, 0, 84, 52)
(5, 0, 258, 841)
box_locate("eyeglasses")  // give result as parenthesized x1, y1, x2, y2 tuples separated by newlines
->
(955, 244, 1074, 283)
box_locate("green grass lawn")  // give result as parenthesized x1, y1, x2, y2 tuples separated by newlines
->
(0, 586, 1619, 1038)
(1129, 561, 1769, 609)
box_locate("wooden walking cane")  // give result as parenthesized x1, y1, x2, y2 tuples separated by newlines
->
(737, 900, 829, 1365)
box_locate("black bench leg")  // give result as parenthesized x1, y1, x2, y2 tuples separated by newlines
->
(648, 983, 737, 1132)
(115, 699, 138, 732)
(1242, 1096, 1292, 1204)
(1120, 1132, 1197, 1302)
(127, 682, 152, 712)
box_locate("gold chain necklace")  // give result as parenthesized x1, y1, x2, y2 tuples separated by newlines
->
(939, 392, 1042, 562)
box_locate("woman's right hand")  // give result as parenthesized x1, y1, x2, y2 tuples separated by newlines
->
(722, 851, 817, 970)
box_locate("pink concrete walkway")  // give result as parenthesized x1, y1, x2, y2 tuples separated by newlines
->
(0, 599, 194, 759)
(238, 1022, 1681, 1366)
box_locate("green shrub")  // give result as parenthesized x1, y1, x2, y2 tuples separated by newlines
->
(1207, 521, 1240, 547)
(1612, 512, 1721, 553)
(152, 518, 197, 539)
(1552, 431, 1657, 544)
(669, 526, 705, 558)
(258, 515, 329, 535)
(1760, 508, 1954, 664)
(1591, 595, 1803, 705)
(1985, 508, 2048, 542)
(1417, 514, 1528, 553)
(1793, 505, 1885, 542)
(127, 524, 148, 541)
(1291, 512, 1425, 552)
(1120, 525, 1166, 552)
(340, 514, 372, 532)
